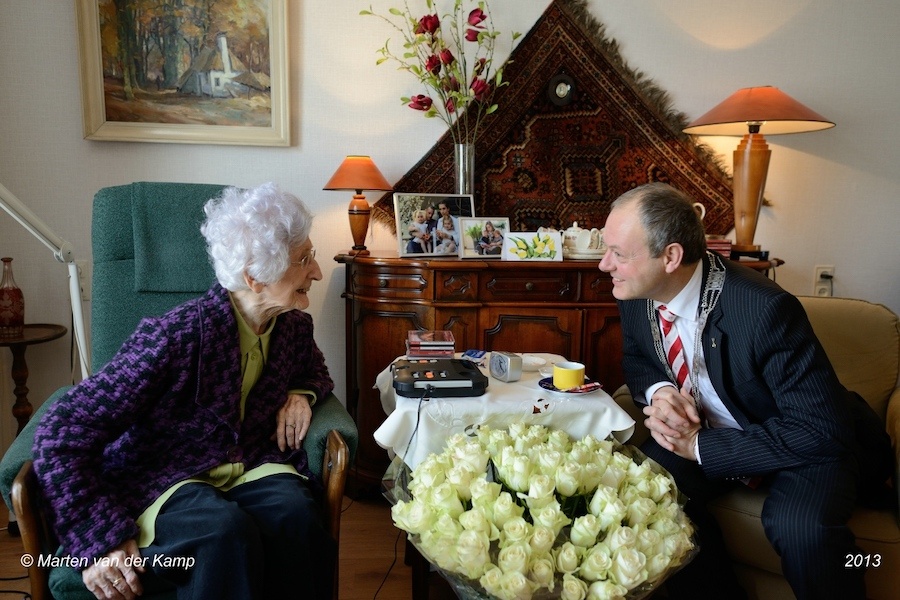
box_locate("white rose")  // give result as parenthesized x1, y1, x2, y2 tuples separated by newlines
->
(586, 579, 627, 600)
(390, 499, 435, 535)
(480, 427, 513, 458)
(560, 573, 589, 600)
(480, 565, 505, 597)
(500, 516, 532, 547)
(608, 452, 633, 473)
(597, 464, 626, 490)
(570, 513, 602, 548)
(497, 451, 534, 493)
(647, 472, 674, 503)
(555, 459, 583, 497)
(662, 530, 694, 562)
(547, 428, 572, 452)
(427, 481, 464, 518)
(625, 496, 657, 527)
(470, 477, 502, 512)
(498, 570, 538, 600)
(531, 500, 572, 536)
(588, 485, 627, 530)
(578, 542, 612, 582)
(529, 525, 558, 555)
(528, 555, 556, 591)
(636, 527, 664, 557)
(418, 527, 460, 572)
(579, 462, 604, 494)
(520, 473, 556, 511)
(449, 439, 489, 472)
(446, 463, 478, 501)
(458, 506, 500, 541)
(554, 541, 582, 574)
(408, 454, 449, 496)
(606, 525, 637, 551)
(569, 442, 594, 465)
(535, 447, 564, 476)
(455, 529, 492, 579)
(507, 422, 529, 441)
(493, 491, 526, 528)
(497, 541, 531, 575)
(645, 551, 674, 582)
(608, 547, 647, 589)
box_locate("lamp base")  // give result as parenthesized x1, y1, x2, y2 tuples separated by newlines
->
(348, 194, 371, 257)
(731, 243, 762, 253)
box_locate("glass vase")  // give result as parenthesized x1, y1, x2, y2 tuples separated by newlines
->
(0, 257, 25, 338)
(454, 142, 475, 196)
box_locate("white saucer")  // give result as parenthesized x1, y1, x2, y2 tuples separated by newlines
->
(564, 250, 605, 260)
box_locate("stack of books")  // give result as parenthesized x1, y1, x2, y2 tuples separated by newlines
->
(406, 330, 455, 358)
(705, 235, 732, 257)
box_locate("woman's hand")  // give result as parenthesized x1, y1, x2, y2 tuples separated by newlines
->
(276, 393, 312, 451)
(82, 539, 144, 600)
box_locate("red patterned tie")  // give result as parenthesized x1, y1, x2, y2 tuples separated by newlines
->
(658, 305, 691, 391)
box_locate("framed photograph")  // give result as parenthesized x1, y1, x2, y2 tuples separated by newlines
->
(503, 230, 564, 262)
(394, 193, 475, 257)
(75, 0, 289, 146)
(459, 217, 510, 259)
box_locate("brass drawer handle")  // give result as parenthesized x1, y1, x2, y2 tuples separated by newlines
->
(525, 282, 534, 291)
(379, 279, 388, 288)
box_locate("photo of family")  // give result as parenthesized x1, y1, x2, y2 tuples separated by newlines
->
(394, 193, 475, 257)
(459, 217, 510, 259)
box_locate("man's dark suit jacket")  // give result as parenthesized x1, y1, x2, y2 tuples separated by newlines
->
(618, 253, 858, 482)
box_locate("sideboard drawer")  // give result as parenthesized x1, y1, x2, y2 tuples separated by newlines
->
(580, 271, 616, 302)
(350, 267, 432, 300)
(481, 272, 578, 302)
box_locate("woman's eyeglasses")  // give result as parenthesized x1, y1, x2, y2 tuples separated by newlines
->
(291, 248, 316, 269)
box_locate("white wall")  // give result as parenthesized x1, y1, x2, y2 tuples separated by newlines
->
(1, 0, 898, 451)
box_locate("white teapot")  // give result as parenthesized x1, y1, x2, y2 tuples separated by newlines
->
(563, 222, 604, 253)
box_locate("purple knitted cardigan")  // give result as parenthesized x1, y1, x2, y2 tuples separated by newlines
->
(33, 284, 334, 562)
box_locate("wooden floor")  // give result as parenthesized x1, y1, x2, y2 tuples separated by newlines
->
(0, 495, 457, 599)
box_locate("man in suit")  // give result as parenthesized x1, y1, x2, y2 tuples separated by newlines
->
(599, 183, 890, 599)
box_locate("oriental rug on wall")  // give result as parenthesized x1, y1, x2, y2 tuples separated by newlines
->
(372, 0, 734, 235)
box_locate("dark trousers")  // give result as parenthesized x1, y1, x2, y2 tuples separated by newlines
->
(641, 438, 865, 600)
(141, 474, 336, 600)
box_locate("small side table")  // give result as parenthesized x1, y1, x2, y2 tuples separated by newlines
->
(0, 324, 67, 433)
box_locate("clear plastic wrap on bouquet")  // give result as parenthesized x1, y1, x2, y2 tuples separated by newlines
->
(384, 426, 698, 600)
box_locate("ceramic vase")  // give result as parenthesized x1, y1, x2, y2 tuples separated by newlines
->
(0, 257, 24, 338)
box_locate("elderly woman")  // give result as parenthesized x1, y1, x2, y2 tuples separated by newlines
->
(33, 183, 335, 600)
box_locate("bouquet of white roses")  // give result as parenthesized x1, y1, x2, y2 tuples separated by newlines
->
(386, 424, 696, 600)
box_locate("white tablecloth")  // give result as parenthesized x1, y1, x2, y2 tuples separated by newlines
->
(374, 354, 636, 470)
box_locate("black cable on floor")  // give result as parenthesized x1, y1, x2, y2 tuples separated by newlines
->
(372, 529, 403, 599)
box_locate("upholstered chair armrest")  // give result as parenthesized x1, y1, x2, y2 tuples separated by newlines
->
(0, 386, 72, 512)
(303, 393, 358, 481)
(883, 387, 900, 517)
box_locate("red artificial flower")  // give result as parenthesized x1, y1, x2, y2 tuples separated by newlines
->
(439, 48, 455, 65)
(408, 95, 433, 111)
(472, 58, 487, 75)
(445, 97, 456, 113)
(415, 14, 440, 35)
(425, 55, 441, 75)
(465, 28, 480, 42)
(468, 8, 486, 26)
(470, 78, 491, 101)
(442, 75, 460, 93)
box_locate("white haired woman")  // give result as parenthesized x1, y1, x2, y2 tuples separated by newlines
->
(34, 183, 335, 599)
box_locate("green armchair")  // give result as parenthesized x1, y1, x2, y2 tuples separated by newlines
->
(0, 182, 358, 599)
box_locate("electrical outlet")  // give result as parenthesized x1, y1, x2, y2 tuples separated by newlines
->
(75, 260, 91, 301)
(813, 265, 834, 297)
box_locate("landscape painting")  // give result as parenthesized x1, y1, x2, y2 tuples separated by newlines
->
(76, 0, 288, 145)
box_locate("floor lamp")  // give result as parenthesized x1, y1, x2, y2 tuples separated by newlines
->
(0, 183, 90, 380)
(684, 86, 834, 253)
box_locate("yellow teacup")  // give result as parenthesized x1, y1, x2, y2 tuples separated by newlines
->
(553, 361, 585, 390)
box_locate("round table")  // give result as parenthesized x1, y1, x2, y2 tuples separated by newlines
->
(0, 324, 67, 433)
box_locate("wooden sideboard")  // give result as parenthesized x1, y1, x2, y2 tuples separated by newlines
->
(335, 252, 626, 491)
